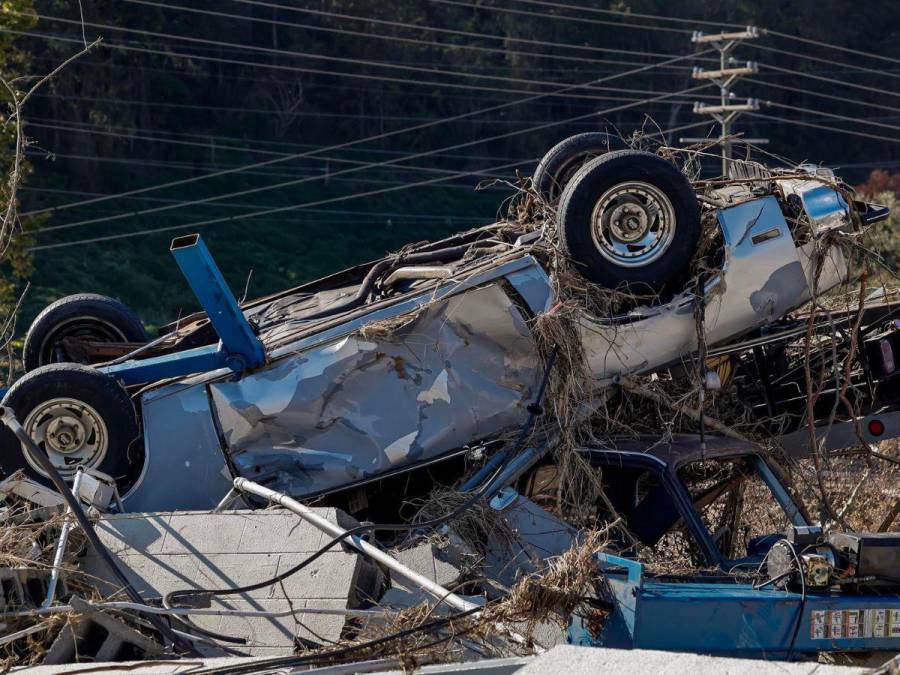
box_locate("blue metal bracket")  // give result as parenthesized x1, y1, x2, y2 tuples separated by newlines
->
(97, 234, 265, 385)
(170, 234, 266, 372)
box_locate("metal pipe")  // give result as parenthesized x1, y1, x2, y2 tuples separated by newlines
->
(382, 266, 452, 287)
(233, 477, 479, 613)
(43, 468, 85, 608)
(0, 601, 380, 620)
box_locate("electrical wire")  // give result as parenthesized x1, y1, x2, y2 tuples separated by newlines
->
(764, 28, 900, 68)
(16, 36, 710, 219)
(24, 6, 706, 96)
(118, 0, 692, 72)
(745, 112, 900, 145)
(760, 64, 900, 101)
(766, 102, 900, 135)
(227, 0, 712, 63)
(9, 27, 667, 105)
(506, 0, 742, 29)
(429, 0, 691, 35)
(749, 43, 900, 82)
(745, 77, 900, 117)
(30, 84, 713, 242)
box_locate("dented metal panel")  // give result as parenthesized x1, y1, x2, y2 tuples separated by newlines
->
(208, 284, 540, 497)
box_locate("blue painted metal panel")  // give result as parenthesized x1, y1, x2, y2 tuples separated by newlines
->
(170, 233, 266, 371)
(572, 553, 900, 658)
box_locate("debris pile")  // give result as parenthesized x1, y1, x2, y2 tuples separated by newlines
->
(0, 136, 899, 671)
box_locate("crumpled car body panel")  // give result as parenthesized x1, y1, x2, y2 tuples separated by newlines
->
(179, 285, 539, 499)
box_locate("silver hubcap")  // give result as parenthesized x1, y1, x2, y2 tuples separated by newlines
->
(22, 398, 108, 480)
(590, 181, 677, 268)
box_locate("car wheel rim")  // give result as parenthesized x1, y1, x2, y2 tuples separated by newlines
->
(22, 397, 109, 480)
(38, 317, 128, 365)
(590, 181, 677, 268)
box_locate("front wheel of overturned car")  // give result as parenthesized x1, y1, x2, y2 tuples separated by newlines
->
(0, 364, 143, 494)
(22, 293, 148, 372)
(557, 150, 701, 294)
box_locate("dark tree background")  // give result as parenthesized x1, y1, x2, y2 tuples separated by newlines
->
(6, 0, 900, 327)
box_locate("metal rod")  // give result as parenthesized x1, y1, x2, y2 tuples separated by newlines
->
(233, 477, 480, 613)
(43, 468, 85, 608)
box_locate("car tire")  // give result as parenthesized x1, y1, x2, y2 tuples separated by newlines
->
(532, 132, 627, 203)
(0, 364, 143, 493)
(557, 150, 701, 293)
(23, 294, 148, 371)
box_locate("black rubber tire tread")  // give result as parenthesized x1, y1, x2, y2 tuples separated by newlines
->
(23, 293, 148, 371)
(0, 363, 142, 491)
(532, 132, 627, 202)
(557, 149, 701, 293)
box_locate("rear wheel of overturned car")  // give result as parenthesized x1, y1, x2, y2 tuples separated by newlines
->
(0, 364, 143, 493)
(532, 132, 627, 203)
(22, 293, 148, 372)
(557, 150, 701, 294)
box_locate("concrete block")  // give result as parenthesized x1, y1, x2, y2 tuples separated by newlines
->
(80, 508, 381, 653)
(393, 543, 461, 588)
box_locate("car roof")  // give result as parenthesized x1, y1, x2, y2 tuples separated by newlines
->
(579, 434, 763, 469)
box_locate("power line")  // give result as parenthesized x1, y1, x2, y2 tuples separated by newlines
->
(749, 42, 900, 82)
(227, 0, 712, 63)
(119, 0, 688, 72)
(31, 119, 714, 251)
(34, 82, 712, 233)
(21, 186, 487, 221)
(745, 77, 900, 117)
(13, 12, 714, 104)
(744, 112, 900, 145)
(766, 102, 900, 135)
(428, 0, 691, 35)
(30, 91, 691, 124)
(760, 64, 900, 101)
(29, 156, 528, 251)
(21, 39, 710, 218)
(19, 9, 696, 101)
(506, 0, 742, 29)
(763, 28, 900, 68)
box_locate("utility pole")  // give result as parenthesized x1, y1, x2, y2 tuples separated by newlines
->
(682, 27, 768, 176)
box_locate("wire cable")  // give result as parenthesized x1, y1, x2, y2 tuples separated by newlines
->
(429, 0, 691, 35)
(745, 111, 900, 145)
(766, 102, 900, 135)
(749, 42, 900, 82)
(745, 77, 900, 117)
(19, 44, 710, 219)
(506, 0, 742, 29)
(227, 0, 711, 63)
(759, 64, 900, 101)
(29, 118, 715, 250)
(31, 83, 713, 239)
(764, 28, 900, 68)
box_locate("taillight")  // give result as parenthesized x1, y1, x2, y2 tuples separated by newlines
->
(868, 419, 885, 437)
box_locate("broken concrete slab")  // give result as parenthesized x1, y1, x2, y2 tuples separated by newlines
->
(80, 508, 384, 656)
